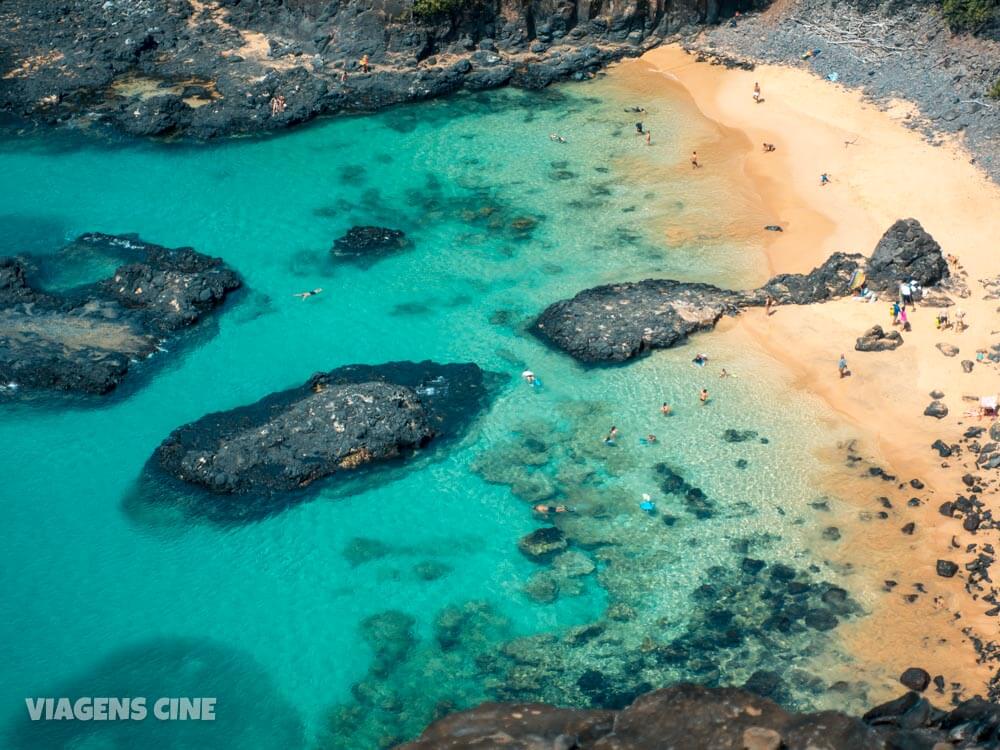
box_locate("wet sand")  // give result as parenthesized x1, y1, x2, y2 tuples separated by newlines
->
(608, 45, 1000, 700)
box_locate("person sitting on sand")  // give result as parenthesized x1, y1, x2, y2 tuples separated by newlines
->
(691, 151, 701, 168)
(293, 288, 323, 299)
(661, 402, 672, 416)
(762, 142, 776, 152)
(699, 388, 709, 404)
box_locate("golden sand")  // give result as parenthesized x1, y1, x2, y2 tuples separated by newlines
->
(607, 44, 1000, 699)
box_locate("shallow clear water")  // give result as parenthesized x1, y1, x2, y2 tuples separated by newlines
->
(1, 81, 864, 749)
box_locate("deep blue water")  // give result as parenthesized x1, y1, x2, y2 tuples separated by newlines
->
(0, 80, 867, 749)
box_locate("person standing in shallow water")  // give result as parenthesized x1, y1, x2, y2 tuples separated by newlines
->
(661, 402, 671, 416)
(699, 388, 709, 404)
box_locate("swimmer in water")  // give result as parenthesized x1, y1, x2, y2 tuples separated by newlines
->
(720, 368, 731, 378)
(293, 288, 323, 299)
(521, 370, 536, 385)
(534, 504, 568, 515)
(549, 133, 567, 143)
(604, 425, 619, 445)
(646, 434, 657, 443)
(661, 402, 671, 416)
(700, 388, 709, 404)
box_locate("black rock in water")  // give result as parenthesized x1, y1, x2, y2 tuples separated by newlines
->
(331, 226, 408, 266)
(152, 361, 496, 503)
(0, 233, 240, 398)
(855, 325, 903, 352)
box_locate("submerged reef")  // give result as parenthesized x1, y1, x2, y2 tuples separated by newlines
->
(534, 218, 947, 363)
(0, 233, 240, 398)
(144, 361, 501, 521)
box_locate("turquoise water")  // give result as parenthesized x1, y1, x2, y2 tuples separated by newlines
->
(1, 81, 867, 749)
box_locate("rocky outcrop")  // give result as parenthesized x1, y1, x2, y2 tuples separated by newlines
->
(152, 360, 498, 498)
(332, 226, 409, 266)
(0, 0, 761, 139)
(398, 683, 1000, 749)
(534, 220, 948, 364)
(866, 218, 949, 291)
(855, 325, 903, 352)
(0, 233, 240, 397)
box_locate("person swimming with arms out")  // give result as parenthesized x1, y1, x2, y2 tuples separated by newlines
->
(604, 425, 619, 445)
(293, 288, 323, 299)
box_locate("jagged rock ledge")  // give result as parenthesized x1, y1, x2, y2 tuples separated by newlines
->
(149, 361, 501, 515)
(0, 233, 240, 397)
(534, 218, 946, 364)
(397, 683, 1000, 749)
(0, 0, 722, 140)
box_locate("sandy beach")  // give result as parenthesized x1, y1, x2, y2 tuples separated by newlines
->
(613, 44, 1000, 700)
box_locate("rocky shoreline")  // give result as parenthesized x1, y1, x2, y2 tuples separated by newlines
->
(533, 218, 945, 364)
(398, 682, 1000, 749)
(0, 232, 240, 398)
(0, 0, 715, 140)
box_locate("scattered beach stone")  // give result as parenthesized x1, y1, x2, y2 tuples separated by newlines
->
(935, 560, 959, 578)
(517, 527, 567, 563)
(413, 560, 453, 581)
(910, 479, 925, 489)
(901, 522, 916, 535)
(855, 325, 903, 352)
(822, 527, 842, 541)
(900, 668, 931, 692)
(924, 401, 948, 419)
(931, 440, 953, 457)
(936, 343, 959, 357)
(930, 390, 945, 399)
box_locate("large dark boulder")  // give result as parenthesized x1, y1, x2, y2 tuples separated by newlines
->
(866, 219, 948, 291)
(152, 361, 496, 498)
(0, 234, 240, 398)
(855, 325, 903, 352)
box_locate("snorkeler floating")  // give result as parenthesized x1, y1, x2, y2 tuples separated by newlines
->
(293, 288, 323, 299)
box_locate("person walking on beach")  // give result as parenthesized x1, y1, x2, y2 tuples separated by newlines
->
(838, 354, 849, 378)
(753, 82, 761, 103)
(820, 173, 831, 186)
(899, 305, 910, 331)
(699, 388, 709, 404)
(691, 151, 701, 168)
(765, 294, 776, 315)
